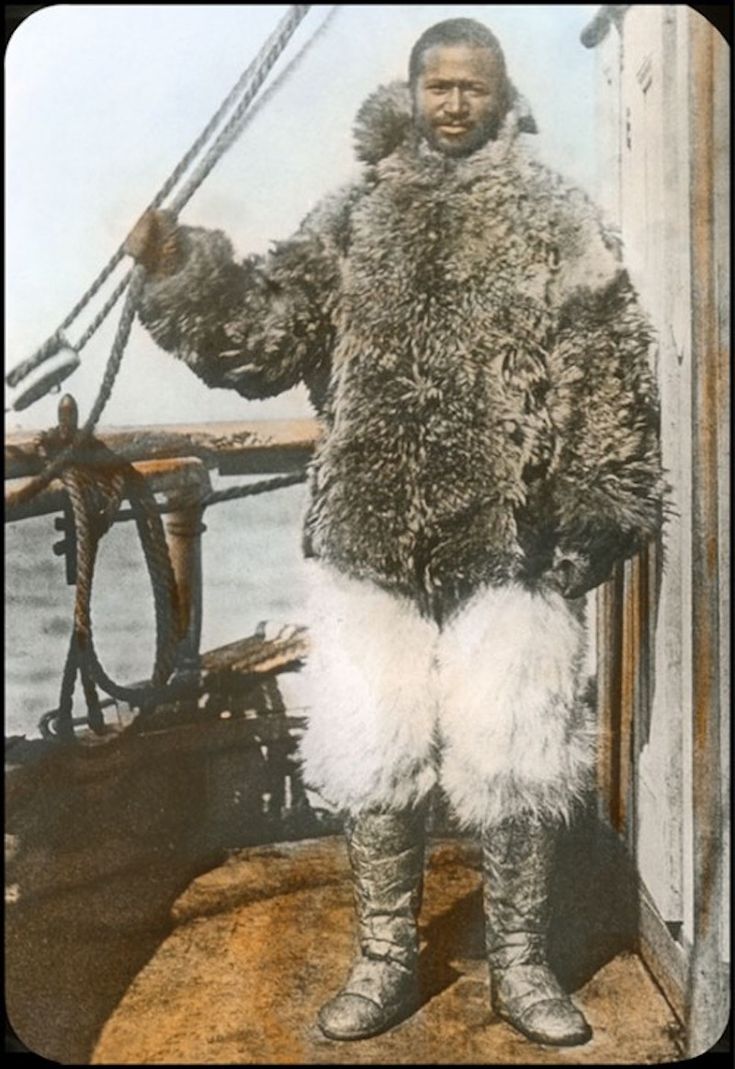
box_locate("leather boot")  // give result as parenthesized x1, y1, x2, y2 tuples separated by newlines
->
(317, 806, 425, 1041)
(483, 815, 592, 1046)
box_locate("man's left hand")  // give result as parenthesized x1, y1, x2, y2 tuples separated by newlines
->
(546, 550, 614, 600)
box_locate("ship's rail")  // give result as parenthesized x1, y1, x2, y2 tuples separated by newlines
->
(4, 417, 321, 741)
(5, 418, 320, 486)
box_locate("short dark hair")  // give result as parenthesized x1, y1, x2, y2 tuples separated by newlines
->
(408, 18, 506, 86)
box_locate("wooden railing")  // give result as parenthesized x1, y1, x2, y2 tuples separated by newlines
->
(4, 417, 321, 736)
(5, 419, 320, 486)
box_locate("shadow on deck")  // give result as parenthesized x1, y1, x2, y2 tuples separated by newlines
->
(6, 784, 682, 1065)
(89, 835, 682, 1065)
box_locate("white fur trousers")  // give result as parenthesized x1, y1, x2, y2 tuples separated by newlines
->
(298, 562, 596, 829)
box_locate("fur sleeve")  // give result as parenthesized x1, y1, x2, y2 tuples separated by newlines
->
(136, 187, 356, 403)
(545, 204, 666, 580)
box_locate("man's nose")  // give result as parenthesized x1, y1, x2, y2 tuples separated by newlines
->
(443, 88, 468, 116)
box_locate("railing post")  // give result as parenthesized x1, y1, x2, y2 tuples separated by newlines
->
(164, 500, 206, 678)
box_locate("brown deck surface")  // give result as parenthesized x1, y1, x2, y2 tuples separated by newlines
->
(92, 837, 682, 1064)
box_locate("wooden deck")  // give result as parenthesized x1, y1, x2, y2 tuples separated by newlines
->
(2, 623, 687, 1064)
(90, 838, 683, 1065)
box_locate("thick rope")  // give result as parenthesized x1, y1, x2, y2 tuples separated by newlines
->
(123, 469, 184, 684)
(42, 461, 308, 739)
(6, 4, 311, 391)
(37, 459, 310, 741)
(48, 446, 185, 738)
(84, 267, 149, 432)
(79, 468, 179, 699)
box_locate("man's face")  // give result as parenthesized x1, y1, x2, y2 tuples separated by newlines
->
(412, 44, 509, 158)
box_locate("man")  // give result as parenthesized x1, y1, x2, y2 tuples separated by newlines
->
(126, 18, 664, 1047)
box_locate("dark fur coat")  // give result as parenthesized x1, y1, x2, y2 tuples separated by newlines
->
(138, 83, 665, 619)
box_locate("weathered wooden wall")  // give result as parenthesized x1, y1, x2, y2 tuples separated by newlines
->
(586, 4, 730, 1054)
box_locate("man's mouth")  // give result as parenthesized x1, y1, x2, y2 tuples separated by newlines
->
(436, 124, 471, 136)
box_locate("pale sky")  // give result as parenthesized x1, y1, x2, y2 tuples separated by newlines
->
(6, 4, 601, 431)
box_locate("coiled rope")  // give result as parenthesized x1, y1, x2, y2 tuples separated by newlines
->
(43, 464, 311, 740)
(39, 428, 185, 740)
(8, 5, 328, 737)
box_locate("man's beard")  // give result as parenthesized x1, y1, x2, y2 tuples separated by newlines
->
(413, 109, 505, 158)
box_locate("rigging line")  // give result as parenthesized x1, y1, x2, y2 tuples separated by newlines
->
(4, 265, 147, 512)
(60, 3, 336, 356)
(71, 271, 133, 353)
(6, 4, 311, 391)
(6, 3, 318, 511)
(5, 5, 314, 501)
(202, 472, 308, 508)
(171, 4, 340, 213)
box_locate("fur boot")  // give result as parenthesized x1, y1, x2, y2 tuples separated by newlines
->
(483, 815, 592, 1046)
(317, 807, 426, 1040)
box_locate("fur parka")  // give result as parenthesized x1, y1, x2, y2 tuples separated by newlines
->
(138, 82, 665, 622)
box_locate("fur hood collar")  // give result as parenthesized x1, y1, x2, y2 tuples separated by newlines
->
(353, 80, 537, 165)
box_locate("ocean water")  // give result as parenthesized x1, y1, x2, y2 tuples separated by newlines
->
(5, 482, 310, 739)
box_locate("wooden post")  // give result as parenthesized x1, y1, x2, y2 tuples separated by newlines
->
(596, 564, 624, 830)
(164, 501, 206, 677)
(685, 9, 728, 1055)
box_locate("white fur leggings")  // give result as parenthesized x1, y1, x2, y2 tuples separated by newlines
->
(297, 561, 596, 829)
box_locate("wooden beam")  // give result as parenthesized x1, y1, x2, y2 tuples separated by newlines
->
(5, 419, 321, 481)
(5, 456, 211, 523)
(638, 878, 688, 1027)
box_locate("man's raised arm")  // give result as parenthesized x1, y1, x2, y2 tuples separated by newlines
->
(124, 193, 353, 403)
